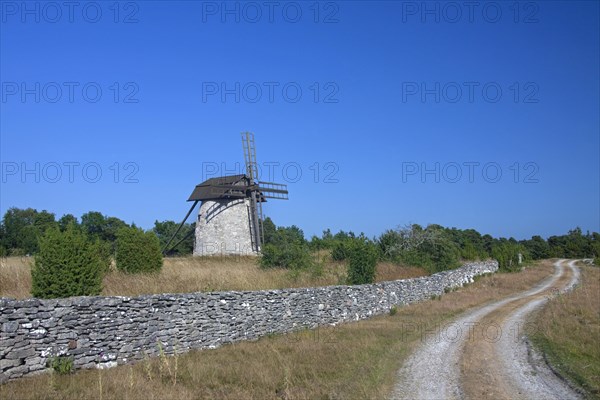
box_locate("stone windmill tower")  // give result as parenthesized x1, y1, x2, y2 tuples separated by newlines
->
(163, 133, 288, 256)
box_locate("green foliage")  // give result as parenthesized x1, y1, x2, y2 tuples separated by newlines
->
(419, 236, 461, 273)
(3, 205, 599, 275)
(31, 225, 104, 298)
(546, 228, 599, 259)
(331, 240, 350, 261)
(314, 228, 335, 249)
(261, 242, 314, 270)
(1, 207, 57, 255)
(58, 214, 79, 232)
(260, 222, 315, 270)
(81, 211, 129, 248)
(326, 230, 360, 261)
(153, 220, 195, 256)
(522, 235, 551, 260)
(262, 217, 277, 245)
(346, 238, 379, 285)
(389, 305, 398, 316)
(115, 227, 163, 273)
(491, 241, 526, 272)
(48, 356, 74, 375)
(376, 224, 460, 273)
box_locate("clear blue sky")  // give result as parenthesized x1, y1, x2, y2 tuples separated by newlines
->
(1, 1, 599, 240)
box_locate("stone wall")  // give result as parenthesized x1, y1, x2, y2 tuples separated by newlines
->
(0, 261, 498, 382)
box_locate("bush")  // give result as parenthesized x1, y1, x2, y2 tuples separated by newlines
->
(115, 227, 163, 273)
(260, 242, 314, 270)
(420, 238, 461, 273)
(492, 242, 526, 272)
(259, 223, 314, 270)
(347, 238, 379, 285)
(331, 240, 350, 261)
(48, 356, 73, 375)
(376, 225, 460, 273)
(31, 225, 104, 298)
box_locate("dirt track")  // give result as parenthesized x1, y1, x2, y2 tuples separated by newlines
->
(390, 260, 581, 400)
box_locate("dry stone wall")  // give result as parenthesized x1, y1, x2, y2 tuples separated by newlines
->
(0, 261, 498, 382)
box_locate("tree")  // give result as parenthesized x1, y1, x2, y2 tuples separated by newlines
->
(102, 216, 129, 245)
(522, 235, 550, 260)
(31, 225, 104, 298)
(260, 223, 313, 270)
(153, 220, 194, 256)
(262, 217, 277, 245)
(0, 207, 56, 255)
(115, 227, 163, 273)
(34, 210, 57, 236)
(346, 238, 379, 285)
(58, 214, 79, 232)
(80, 211, 106, 240)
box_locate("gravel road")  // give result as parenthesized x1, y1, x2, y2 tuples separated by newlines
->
(390, 259, 581, 400)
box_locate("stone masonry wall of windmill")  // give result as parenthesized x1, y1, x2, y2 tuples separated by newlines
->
(193, 198, 257, 256)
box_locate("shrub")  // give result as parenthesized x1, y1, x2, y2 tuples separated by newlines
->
(48, 356, 73, 375)
(259, 223, 314, 270)
(331, 240, 350, 261)
(389, 305, 398, 316)
(260, 242, 313, 270)
(115, 227, 163, 273)
(31, 225, 104, 298)
(420, 238, 461, 273)
(492, 242, 525, 272)
(346, 238, 379, 285)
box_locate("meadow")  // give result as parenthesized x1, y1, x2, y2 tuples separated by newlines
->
(0, 255, 427, 299)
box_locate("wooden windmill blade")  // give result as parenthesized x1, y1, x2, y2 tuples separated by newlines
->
(241, 132, 259, 181)
(257, 181, 289, 200)
(242, 132, 263, 251)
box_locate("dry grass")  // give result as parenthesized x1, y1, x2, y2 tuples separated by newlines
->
(0, 256, 32, 299)
(0, 256, 428, 299)
(529, 263, 600, 398)
(0, 261, 555, 400)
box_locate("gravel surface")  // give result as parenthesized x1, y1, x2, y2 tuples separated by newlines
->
(390, 260, 581, 400)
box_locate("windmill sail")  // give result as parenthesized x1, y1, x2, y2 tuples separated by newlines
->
(242, 132, 263, 251)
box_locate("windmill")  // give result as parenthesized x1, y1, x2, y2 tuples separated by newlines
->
(162, 132, 288, 256)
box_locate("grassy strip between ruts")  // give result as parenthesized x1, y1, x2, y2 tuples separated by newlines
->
(0, 261, 555, 400)
(528, 262, 600, 399)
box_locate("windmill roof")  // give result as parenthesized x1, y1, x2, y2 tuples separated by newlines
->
(187, 174, 249, 201)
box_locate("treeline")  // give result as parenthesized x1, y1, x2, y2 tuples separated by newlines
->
(1, 207, 598, 275)
(262, 219, 600, 274)
(0, 207, 194, 257)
